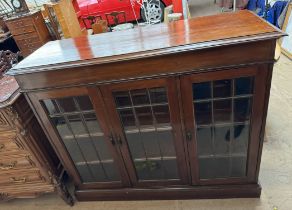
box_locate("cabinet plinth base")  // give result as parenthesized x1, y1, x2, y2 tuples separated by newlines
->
(75, 184, 261, 201)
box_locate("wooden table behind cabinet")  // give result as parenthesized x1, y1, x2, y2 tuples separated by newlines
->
(5, 11, 51, 57)
(7, 11, 285, 201)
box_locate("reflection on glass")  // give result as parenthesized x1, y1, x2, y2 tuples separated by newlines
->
(134, 160, 163, 180)
(142, 131, 162, 158)
(76, 164, 94, 182)
(233, 125, 249, 154)
(126, 132, 144, 159)
(114, 92, 131, 107)
(199, 157, 247, 179)
(46, 95, 95, 113)
(114, 87, 179, 180)
(84, 113, 102, 134)
(213, 100, 232, 123)
(213, 79, 231, 98)
(134, 159, 178, 180)
(103, 162, 120, 181)
(135, 107, 153, 126)
(51, 116, 71, 139)
(156, 130, 175, 157)
(234, 98, 252, 122)
(235, 77, 254, 95)
(43, 96, 120, 183)
(153, 105, 170, 124)
(163, 159, 179, 178)
(43, 100, 60, 115)
(62, 139, 84, 163)
(199, 157, 230, 179)
(192, 76, 254, 180)
(193, 82, 211, 100)
(196, 127, 212, 156)
(67, 114, 87, 137)
(131, 89, 149, 106)
(88, 163, 106, 181)
(231, 157, 247, 177)
(150, 87, 168, 104)
(118, 109, 136, 129)
(214, 126, 230, 155)
(77, 137, 100, 162)
(57, 97, 77, 112)
(76, 96, 93, 110)
(194, 102, 212, 125)
(92, 136, 112, 160)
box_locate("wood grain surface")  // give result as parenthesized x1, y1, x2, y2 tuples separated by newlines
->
(7, 10, 283, 75)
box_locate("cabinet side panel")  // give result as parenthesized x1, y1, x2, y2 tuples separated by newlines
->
(254, 63, 274, 182)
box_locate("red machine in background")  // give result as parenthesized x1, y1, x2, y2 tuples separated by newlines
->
(74, 0, 172, 28)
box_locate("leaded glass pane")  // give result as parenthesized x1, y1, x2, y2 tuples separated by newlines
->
(192, 76, 254, 179)
(114, 87, 179, 181)
(43, 95, 120, 183)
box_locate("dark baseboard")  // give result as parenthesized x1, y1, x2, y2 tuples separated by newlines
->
(75, 183, 261, 201)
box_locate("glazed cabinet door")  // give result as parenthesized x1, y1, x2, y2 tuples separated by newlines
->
(28, 87, 131, 189)
(181, 66, 268, 185)
(101, 78, 189, 186)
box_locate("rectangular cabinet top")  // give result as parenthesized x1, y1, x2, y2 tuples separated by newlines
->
(7, 10, 284, 75)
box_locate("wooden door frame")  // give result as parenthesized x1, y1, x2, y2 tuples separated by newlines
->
(100, 77, 190, 187)
(27, 86, 131, 189)
(180, 65, 269, 185)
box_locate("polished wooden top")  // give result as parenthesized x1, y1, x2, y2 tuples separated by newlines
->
(7, 10, 283, 75)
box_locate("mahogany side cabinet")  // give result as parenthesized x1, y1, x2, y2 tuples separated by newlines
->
(7, 11, 284, 201)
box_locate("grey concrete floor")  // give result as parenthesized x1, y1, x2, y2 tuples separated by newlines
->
(1, 53, 291, 210)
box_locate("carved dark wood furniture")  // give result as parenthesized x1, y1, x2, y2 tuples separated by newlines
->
(0, 51, 73, 204)
(0, 50, 19, 75)
(4, 11, 51, 57)
(7, 11, 284, 201)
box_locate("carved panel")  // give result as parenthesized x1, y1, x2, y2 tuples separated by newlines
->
(0, 109, 13, 128)
(0, 161, 17, 170)
(38, 171, 47, 182)
(25, 155, 36, 167)
(0, 96, 70, 204)
(12, 135, 25, 150)
(9, 177, 27, 184)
